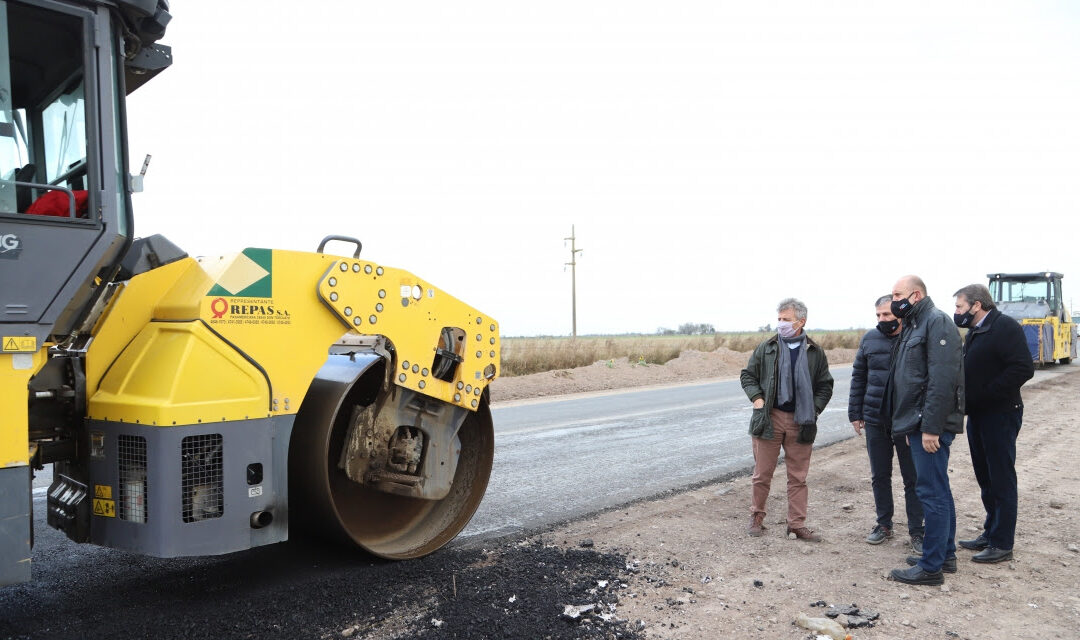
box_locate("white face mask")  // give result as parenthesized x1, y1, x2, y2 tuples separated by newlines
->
(777, 320, 799, 338)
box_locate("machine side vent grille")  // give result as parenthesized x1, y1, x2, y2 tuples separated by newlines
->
(181, 434, 224, 523)
(118, 435, 148, 523)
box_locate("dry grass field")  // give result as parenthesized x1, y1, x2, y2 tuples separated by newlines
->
(499, 330, 865, 377)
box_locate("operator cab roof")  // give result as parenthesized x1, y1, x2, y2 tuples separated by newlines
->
(988, 272, 1064, 282)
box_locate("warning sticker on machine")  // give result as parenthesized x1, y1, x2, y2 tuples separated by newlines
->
(206, 297, 292, 327)
(2, 336, 36, 352)
(94, 484, 112, 499)
(93, 498, 116, 518)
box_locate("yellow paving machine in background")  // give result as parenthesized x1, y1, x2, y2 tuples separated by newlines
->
(1, 0, 497, 586)
(988, 272, 1076, 365)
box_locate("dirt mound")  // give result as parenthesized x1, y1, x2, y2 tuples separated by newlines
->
(490, 347, 856, 403)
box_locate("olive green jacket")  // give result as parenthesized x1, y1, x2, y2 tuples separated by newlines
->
(739, 334, 834, 443)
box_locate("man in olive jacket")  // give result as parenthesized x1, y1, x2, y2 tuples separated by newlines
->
(886, 275, 965, 586)
(741, 298, 834, 541)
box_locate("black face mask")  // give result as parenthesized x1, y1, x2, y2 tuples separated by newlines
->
(954, 305, 977, 328)
(891, 295, 915, 318)
(877, 319, 900, 335)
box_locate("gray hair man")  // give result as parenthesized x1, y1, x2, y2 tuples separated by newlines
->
(849, 295, 924, 551)
(740, 298, 834, 541)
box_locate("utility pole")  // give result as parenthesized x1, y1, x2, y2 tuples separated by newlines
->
(565, 225, 582, 337)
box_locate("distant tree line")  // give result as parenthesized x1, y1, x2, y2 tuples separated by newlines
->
(656, 322, 715, 335)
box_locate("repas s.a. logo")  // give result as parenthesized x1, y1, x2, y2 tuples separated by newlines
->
(0, 232, 21, 259)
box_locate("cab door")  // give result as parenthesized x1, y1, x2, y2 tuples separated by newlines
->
(0, 0, 131, 345)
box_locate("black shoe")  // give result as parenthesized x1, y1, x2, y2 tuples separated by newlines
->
(972, 547, 1013, 564)
(958, 533, 989, 551)
(910, 534, 924, 555)
(889, 565, 944, 585)
(906, 554, 956, 573)
(866, 525, 892, 545)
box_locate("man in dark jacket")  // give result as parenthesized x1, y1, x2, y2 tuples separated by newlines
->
(953, 284, 1034, 564)
(885, 276, 965, 586)
(849, 295, 924, 551)
(741, 298, 834, 541)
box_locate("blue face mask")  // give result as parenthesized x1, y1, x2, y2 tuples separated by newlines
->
(777, 320, 799, 338)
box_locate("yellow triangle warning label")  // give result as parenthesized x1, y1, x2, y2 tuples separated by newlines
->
(2, 336, 36, 351)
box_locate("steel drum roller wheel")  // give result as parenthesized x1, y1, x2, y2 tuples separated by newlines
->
(290, 366, 494, 559)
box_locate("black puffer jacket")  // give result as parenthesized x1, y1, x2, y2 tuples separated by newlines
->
(887, 296, 965, 437)
(848, 327, 898, 429)
(963, 308, 1034, 415)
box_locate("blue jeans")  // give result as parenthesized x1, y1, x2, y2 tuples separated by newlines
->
(967, 409, 1022, 550)
(909, 430, 956, 573)
(865, 424, 924, 536)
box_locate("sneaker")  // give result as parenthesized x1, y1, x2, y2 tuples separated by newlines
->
(906, 554, 957, 573)
(748, 513, 765, 537)
(910, 534, 924, 555)
(889, 565, 944, 586)
(787, 526, 822, 542)
(866, 525, 893, 545)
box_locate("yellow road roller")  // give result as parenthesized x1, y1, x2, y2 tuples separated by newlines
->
(0, 0, 497, 586)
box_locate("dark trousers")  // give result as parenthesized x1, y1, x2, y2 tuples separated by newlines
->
(967, 408, 1022, 550)
(910, 431, 956, 573)
(865, 424, 924, 536)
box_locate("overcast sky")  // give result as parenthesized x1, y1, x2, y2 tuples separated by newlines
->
(125, 1, 1080, 336)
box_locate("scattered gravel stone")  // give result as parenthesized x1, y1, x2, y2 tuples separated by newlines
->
(561, 604, 595, 620)
(1049, 499, 1065, 509)
(752, 580, 764, 587)
(1067, 544, 1079, 553)
(580, 538, 595, 548)
(810, 600, 828, 607)
(846, 615, 871, 628)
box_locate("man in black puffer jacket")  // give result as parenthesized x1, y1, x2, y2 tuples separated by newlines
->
(885, 275, 965, 587)
(952, 284, 1034, 565)
(849, 295, 923, 551)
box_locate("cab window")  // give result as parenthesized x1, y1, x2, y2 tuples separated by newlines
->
(0, 0, 90, 219)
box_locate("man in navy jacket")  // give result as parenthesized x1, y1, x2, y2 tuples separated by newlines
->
(849, 295, 924, 551)
(953, 284, 1034, 564)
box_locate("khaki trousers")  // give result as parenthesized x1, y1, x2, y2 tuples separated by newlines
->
(750, 408, 813, 528)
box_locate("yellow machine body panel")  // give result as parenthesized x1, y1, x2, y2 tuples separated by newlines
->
(1020, 316, 1074, 362)
(88, 322, 269, 425)
(84, 258, 194, 398)
(85, 248, 498, 425)
(316, 255, 499, 410)
(0, 349, 48, 467)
